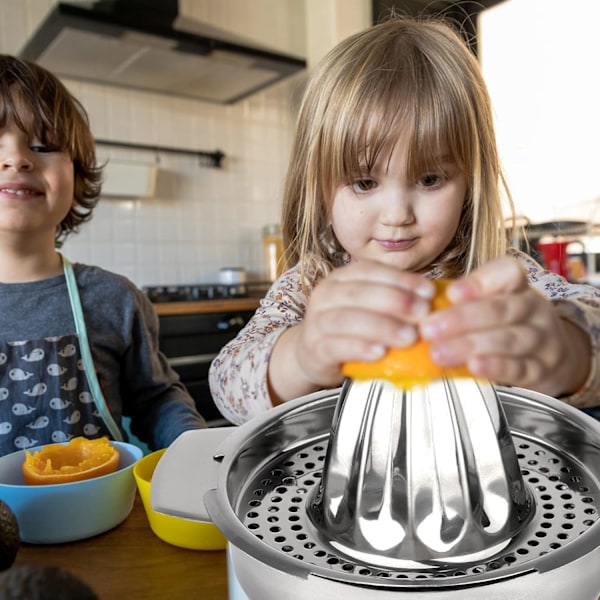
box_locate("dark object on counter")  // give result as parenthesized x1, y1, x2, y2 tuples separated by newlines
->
(0, 500, 19, 572)
(0, 565, 98, 599)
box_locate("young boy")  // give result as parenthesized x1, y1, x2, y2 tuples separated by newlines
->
(0, 54, 207, 456)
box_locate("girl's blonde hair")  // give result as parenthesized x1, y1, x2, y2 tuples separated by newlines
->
(282, 17, 513, 286)
(0, 54, 102, 242)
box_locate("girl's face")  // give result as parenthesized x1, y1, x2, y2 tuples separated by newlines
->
(331, 135, 467, 273)
(0, 104, 74, 243)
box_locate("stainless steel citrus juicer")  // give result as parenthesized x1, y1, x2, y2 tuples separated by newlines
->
(306, 376, 534, 568)
(151, 384, 600, 599)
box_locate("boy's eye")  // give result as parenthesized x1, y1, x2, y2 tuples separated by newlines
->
(351, 178, 377, 193)
(30, 144, 55, 153)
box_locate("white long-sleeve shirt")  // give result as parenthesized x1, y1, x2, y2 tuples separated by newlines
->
(209, 248, 600, 424)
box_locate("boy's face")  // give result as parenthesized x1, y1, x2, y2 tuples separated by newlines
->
(0, 106, 74, 243)
(331, 134, 466, 273)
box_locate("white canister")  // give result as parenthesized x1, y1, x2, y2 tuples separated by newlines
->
(219, 268, 247, 285)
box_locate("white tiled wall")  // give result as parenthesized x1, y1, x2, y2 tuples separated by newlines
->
(0, 0, 306, 287)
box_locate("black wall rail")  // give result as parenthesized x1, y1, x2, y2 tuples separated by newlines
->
(95, 139, 225, 168)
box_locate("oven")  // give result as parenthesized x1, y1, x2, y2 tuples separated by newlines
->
(157, 310, 254, 426)
(144, 283, 262, 427)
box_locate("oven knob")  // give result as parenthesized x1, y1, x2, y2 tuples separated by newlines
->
(217, 316, 246, 330)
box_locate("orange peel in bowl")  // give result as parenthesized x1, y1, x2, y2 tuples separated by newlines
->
(342, 279, 471, 388)
(22, 437, 120, 486)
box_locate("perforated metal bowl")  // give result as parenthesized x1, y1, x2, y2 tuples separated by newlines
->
(152, 386, 600, 599)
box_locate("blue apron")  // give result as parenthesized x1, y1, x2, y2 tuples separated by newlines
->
(0, 256, 122, 455)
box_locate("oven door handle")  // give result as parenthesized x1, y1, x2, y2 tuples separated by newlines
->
(168, 353, 218, 367)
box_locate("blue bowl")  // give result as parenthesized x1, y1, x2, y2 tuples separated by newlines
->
(0, 441, 143, 544)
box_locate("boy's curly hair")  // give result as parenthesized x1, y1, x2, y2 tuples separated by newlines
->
(0, 54, 102, 241)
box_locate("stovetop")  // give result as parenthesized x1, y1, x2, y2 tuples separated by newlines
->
(143, 281, 272, 303)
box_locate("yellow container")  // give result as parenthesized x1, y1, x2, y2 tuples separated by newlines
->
(133, 448, 227, 550)
(262, 223, 284, 281)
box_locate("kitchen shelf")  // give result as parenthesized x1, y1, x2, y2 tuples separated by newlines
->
(95, 139, 225, 168)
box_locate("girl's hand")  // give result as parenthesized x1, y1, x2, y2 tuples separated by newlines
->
(268, 260, 437, 401)
(420, 256, 591, 398)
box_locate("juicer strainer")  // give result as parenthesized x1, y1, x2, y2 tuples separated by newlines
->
(307, 377, 534, 568)
(151, 387, 600, 599)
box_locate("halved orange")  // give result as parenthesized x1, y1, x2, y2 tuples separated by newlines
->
(22, 437, 120, 486)
(342, 279, 471, 388)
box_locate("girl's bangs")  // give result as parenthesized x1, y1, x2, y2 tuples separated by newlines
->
(405, 95, 466, 179)
(337, 77, 465, 183)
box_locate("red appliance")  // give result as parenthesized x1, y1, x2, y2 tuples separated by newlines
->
(536, 239, 570, 277)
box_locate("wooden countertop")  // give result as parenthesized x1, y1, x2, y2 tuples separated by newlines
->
(153, 297, 261, 316)
(16, 493, 229, 599)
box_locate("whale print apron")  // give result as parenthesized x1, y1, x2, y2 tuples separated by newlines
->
(0, 256, 123, 455)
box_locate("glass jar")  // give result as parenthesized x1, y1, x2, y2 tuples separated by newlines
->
(262, 224, 284, 282)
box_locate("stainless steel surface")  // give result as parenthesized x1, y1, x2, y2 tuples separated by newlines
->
(223, 389, 598, 583)
(307, 378, 534, 568)
(153, 387, 600, 598)
(19, 1, 306, 104)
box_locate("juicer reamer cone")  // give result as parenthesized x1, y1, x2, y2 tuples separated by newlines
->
(307, 377, 534, 568)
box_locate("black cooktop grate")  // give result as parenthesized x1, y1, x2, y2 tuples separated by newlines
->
(143, 283, 248, 302)
(143, 281, 272, 303)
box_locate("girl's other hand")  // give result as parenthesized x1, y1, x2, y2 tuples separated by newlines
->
(420, 256, 591, 398)
(268, 260, 436, 402)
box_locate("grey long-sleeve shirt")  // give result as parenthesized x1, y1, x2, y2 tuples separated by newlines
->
(0, 262, 206, 455)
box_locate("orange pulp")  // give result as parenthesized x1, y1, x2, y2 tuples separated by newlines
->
(342, 279, 471, 388)
(22, 437, 120, 485)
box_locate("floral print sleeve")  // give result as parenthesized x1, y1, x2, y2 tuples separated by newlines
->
(509, 248, 600, 409)
(209, 265, 307, 424)
(210, 250, 600, 425)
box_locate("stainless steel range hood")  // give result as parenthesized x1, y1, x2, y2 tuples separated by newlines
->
(18, 0, 306, 104)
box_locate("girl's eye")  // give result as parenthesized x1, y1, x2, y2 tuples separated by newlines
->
(351, 178, 377, 193)
(419, 173, 444, 188)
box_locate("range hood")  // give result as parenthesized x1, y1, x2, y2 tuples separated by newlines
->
(18, 0, 306, 104)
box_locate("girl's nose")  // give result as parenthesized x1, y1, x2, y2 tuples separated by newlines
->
(381, 190, 415, 226)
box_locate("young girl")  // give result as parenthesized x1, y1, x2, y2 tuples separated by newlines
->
(0, 54, 206, 456)
(209, 17, 600, 425)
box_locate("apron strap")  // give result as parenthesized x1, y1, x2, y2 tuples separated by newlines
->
(62, 255, 123, 441)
